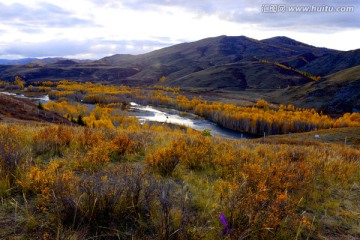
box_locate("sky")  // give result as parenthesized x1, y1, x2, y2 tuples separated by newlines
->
(0, 0, 359, 60)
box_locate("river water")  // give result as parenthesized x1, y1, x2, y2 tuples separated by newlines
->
(129, 102, 253, 139)
(0, 92, 50, 103)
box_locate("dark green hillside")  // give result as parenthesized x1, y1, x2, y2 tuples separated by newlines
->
(274, 65, 360, 113)
(0, 63, 140, 83)
(165, 62, 312, 90)
(280, 52, 319, 69)
(300, 49, 360, 76)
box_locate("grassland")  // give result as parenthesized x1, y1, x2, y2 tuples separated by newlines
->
(1, 81, 360, 239)
(0, 121, 359, 239)
(268, 127, 360, 149)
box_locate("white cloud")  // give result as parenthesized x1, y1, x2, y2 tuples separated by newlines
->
(0, 0, 358, 59)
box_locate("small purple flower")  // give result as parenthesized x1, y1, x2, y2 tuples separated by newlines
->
(220, 213, 228, 227)
(220, 213, 231, 236)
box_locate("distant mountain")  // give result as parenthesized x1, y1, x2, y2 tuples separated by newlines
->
(0, 57, 89, 66)
(0, 35, 359, 113)
(0, 58, 39, 65)
(99, 35, 339, 85)
(0, 36, 347, 86)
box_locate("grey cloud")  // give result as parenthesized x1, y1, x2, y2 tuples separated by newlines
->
(0, 38, 173, 59)
(1, 40, 90, 58)
(122, 0, 234, 13)
(0, 2, 94, 29)
(121, 0, 359, 32)
(223, 4, 359, 31)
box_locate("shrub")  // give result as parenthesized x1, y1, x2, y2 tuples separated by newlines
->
(77, 128, 104, 151)
(110, 133, 135, 161)
(0, 126, 27, 185)
(32, 126, 72, 156)
(180, 135, 214, 170)
(146, 139, 184, 176)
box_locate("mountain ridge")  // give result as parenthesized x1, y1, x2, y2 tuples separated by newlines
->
(0, 35, 359, 113)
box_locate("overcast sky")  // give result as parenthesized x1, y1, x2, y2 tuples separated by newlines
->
(0, 0, 359, 59)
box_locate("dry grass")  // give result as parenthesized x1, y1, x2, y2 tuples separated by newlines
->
(0, 122, 359, 239)
(268, 127, 360, 149)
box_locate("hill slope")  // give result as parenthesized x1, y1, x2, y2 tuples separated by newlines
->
(0, 93, 71, 124)
(100, 35, 338, 85)
(299, 49, 360, 76)
(274, 65, 360, 113)
(0, 63, 140, 83)
(165, 61, 313, 90)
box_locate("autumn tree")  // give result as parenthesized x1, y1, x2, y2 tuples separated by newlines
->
(14, 76, 25, 89)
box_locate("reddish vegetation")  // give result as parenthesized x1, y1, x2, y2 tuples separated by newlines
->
(0, 94, 71, 125)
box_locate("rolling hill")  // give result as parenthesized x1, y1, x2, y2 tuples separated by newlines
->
(99, 35, 338, 85)
(0, 35, 340, 86)
(0, 35, 359, 113)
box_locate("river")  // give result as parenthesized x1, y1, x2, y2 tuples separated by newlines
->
(129, 102, 254, 139)
(0, 92, 50, 103)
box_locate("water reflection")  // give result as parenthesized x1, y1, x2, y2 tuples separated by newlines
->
(0, 92, 50, 103)
(130, 102, 254, 140)
(19, 94, 50, 103)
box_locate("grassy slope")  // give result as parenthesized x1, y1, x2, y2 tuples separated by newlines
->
(268, 127, 360, 149)
(300, 49, 360, 76)
(165, 61, 312, 90)
(0, 62, 140, 84)
(271, 65, 360, 113)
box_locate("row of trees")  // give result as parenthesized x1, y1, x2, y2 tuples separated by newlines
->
(143, 92, 360, 135)
(258, 59, 321, 81)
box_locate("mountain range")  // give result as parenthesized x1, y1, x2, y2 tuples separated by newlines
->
(0, 35, 359, 113)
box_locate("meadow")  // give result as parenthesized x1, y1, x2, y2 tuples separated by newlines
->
(0, 80, 359, 239)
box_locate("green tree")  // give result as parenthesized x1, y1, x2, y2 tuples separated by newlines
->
(201, 129, 212, 137)
(37, 101, 44, 110)
(77, 114, 86, 126)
